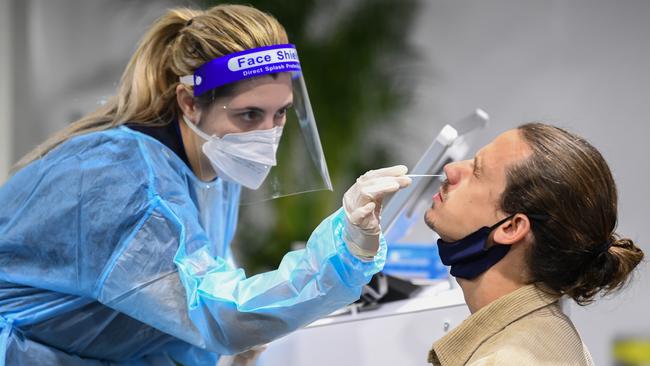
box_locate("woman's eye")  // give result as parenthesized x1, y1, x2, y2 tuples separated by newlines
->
(275, 108, 288, 118)
(239, 110, 264, 123)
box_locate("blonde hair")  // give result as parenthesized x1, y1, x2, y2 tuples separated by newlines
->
(14, 4, 288, 170)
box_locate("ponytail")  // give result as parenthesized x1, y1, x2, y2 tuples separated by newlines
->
(14, 5, 287, 171)
(565, 236, 644, 304)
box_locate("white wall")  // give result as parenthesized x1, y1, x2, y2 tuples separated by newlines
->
(11, 0, 182, 163)
(0, 0, 13, 182)
(390, 1, 650, 364)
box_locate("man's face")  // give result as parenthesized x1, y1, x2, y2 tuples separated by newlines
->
(424, 129, 532, 241)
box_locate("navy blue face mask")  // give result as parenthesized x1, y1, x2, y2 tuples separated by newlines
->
(436, 215, 515, 280)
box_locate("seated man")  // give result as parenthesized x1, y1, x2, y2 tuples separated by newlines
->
(425, 123, 644, 365)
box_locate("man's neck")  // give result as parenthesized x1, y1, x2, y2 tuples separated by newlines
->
(457, 272, 524, 313)
(456, 248, 529, 313)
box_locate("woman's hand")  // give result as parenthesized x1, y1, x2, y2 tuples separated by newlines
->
(342, 165, 411, 259)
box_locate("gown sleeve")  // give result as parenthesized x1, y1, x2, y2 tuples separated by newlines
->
(19, 130, 388, 356)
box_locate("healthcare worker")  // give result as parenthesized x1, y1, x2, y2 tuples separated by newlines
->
(0, 5, 411, 365)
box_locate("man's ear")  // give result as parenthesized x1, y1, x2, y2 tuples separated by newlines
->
(492, 213, 531, 245)
(176, 84, 200, 122)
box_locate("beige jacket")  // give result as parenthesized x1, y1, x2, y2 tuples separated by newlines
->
(428, 284, 594, 365)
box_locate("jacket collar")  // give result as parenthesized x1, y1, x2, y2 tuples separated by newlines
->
(428, 284, 559, 365)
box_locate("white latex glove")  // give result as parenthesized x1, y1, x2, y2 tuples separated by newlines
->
(342, 165, 412, 260)
(216, 345, 267, 366)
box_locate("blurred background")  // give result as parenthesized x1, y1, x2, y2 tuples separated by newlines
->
(1, 0, 648, 364)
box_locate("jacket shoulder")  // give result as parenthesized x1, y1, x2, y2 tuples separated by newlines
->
(470, 305, 592, 365)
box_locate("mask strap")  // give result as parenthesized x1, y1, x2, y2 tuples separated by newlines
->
(490, 212, 550, 231)
(488, 212, 551, 247)
(527, 213, 550, 222)
(182, 115, 212, 141)
(489, 214, 516, 231)
(484, 214, 515, 248)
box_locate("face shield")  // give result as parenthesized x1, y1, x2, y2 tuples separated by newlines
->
(180, 44, 332, 204)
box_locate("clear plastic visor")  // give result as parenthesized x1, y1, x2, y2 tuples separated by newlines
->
(180, 45, 331, 204)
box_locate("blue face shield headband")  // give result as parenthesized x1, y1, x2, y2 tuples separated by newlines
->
(180, 44, 302, 97)
(178, 44, 333, 204)
(437, 214, 548, 279)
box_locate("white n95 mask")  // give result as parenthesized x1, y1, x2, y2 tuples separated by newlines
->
(183, 115, 283, 190)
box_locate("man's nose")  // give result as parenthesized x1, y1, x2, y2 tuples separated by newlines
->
(443, 160, 471, 185)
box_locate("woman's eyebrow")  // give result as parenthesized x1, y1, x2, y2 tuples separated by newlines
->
(229, 102, 293, 112)
(229, 106, 264, 113)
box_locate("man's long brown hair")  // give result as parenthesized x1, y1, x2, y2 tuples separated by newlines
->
(501, 123, 643, 305)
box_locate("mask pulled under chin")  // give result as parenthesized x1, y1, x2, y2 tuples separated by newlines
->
(183, 115, 283, 189)
(436, 215, 514, 280)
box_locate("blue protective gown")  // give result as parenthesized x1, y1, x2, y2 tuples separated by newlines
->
(0, 126, 386, 365)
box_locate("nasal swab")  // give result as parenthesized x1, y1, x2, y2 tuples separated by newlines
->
(405, 174, 445, 178)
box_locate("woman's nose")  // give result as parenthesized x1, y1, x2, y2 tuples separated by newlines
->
(259, 117, 277, 130)
(274, 116, 287, 128)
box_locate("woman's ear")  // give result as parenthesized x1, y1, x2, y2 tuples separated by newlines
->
(492, 213, 532, 246)
(176, 84, 199, 122)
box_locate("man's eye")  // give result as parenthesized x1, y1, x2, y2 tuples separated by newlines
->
(472, 156, 481, 178)
(473, 165, 481, 178)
